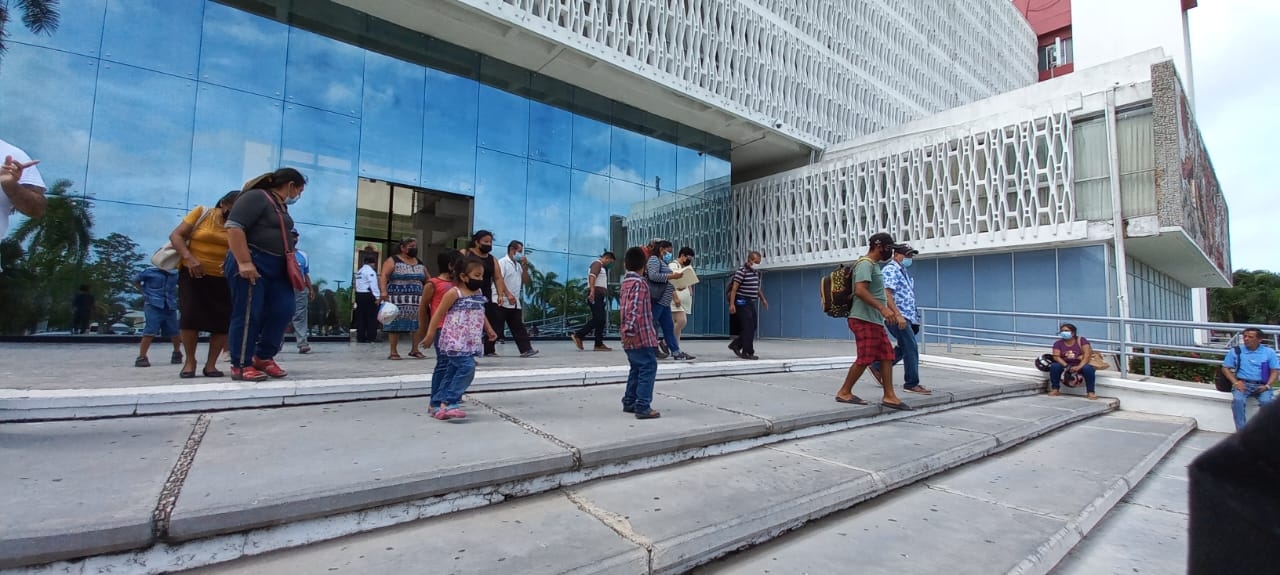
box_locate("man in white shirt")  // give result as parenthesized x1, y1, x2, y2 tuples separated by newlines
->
(497, 240, 538, 358)
(353, 253, 381, 343)
(1, 139, 47, 272)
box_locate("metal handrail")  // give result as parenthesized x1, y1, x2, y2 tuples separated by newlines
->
(917, 306, 1280, 379)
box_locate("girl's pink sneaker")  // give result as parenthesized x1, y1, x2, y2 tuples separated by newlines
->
(433, 408, 450, 420)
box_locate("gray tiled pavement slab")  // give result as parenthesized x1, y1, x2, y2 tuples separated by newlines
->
(0, 415, 197, 568)
(1052, 431, 1224, 575)
(167, 398, 574, 541)
(701, 412, 1193, 575)
(701, 485, 1068, 575)
(570, 447, 875, 573)
(187, 492, 649, 575)
(656, 377, 880, 433)
(735, 365, 1039, 400)
(476, 384, 770, 467)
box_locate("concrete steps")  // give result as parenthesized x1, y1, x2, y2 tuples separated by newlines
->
(702, 411, 1196, 575)
(1051, 430, 1224, 574)
(1, 366, 1047, 573)
(175, 394, 1122, 574)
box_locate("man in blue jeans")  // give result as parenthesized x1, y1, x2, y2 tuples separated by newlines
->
(872, 244, 929, 393)
(1221, 327, 1279, 430)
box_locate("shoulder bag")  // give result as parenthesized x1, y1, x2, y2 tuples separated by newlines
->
(151, 207, 215, 270)
(263, 190, 308, 291)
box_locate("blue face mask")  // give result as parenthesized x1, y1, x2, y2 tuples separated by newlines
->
(513, 252, 524, 262)
(663, 252, 673, 263)
(1059, 331, 1073, 340)
(284, 195, 299, 206)
(901, 258, 913, 268)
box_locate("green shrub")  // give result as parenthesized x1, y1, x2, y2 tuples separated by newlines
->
(1129, 348, 1221, 385)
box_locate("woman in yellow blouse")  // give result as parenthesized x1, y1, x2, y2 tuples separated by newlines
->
(167, 190, 239, 378)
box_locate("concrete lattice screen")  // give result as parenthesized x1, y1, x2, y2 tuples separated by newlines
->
(733, 113, 1079, 266)
(486, 0, 1036, 147)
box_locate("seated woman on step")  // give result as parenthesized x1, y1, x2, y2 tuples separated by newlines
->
(1049, 323, 1097, 400)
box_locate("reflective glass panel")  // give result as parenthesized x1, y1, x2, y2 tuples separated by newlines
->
(525, 161, 571, 253)
(528, 101, 571, 167)
(293, 222, 355, 292)
(0, 44, 97, 196)
(355, 178, 391, 240)
(644, 136, 677, 194)
(360, 50, 426, 185)
(198, 2, 288, 98)
(569, 169, 611, 257)
(280, 104, 360, 227)
(571, 116, 610, 175)
(566, 253, 615, 334)
(100, 0, 203, 78)
(389, 185, 418, 241)
(285, 27, 364, 117)
(609, 127, 645, 183)
(477, 84, 529, 157)
(190, 83, 284, 207)
(473, 149, 527, 246)
(86, 63, 197, 208)
(8, 0, 106, 56)
(524, 251, 569, 334)
(610, 178, 649, 222)
(706, 154, 731, 183)
(422, 69, 478, 196)
(675, 146, 706, 194)
(90, 201, 188, 272)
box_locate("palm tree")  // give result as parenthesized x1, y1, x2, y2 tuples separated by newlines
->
(8, 179, 92, 267)
(0, 0, 60, 56)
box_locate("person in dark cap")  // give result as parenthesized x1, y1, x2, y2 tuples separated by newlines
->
(834, 232, 912, 411)
(871, 243, 929, 394)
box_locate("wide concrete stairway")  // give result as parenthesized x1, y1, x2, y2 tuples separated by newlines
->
(0, 365, 1198, 574)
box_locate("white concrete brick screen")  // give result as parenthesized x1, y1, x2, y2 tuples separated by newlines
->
(626, 180, 734, 272)
(489, 0, 1036, 147)
(733, 113, 1080, 267)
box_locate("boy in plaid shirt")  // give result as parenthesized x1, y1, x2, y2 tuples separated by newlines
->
(620, 246, 661, 419)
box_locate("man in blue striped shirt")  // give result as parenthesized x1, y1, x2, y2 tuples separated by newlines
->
(728, 251, 769, 360)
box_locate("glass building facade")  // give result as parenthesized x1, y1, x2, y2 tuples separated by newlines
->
(0, 0, 731, 336)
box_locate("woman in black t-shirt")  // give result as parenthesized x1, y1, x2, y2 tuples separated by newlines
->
(224, 167, 307, 382)
(460, 230, 513, 357)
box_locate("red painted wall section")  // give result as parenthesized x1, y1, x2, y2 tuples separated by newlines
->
(1012, 0, 1073, 37)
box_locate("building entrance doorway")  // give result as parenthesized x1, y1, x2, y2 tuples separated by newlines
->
(354, 178, 473, 278)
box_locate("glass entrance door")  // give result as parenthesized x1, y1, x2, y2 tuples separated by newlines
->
(354, 177, 474, 275)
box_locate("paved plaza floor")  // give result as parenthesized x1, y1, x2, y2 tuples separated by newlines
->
(0, 338, 857, 391)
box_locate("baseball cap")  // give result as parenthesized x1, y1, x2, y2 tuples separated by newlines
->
(868, 232, 896, 248)
(893, 243, 919, 256)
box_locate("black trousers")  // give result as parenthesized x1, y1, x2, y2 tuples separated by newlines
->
(728, 299, 758, 354)
(354, 292, 379, 343)
(494, 306, 533, 353)
(575, 295, 607, 346)
(483, 302, 503, 355)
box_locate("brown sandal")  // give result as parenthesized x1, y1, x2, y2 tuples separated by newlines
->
(388, 354, 402, 360)
(408, 351, 426, 359)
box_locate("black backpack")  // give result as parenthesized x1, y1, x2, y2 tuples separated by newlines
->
(1213, 346, 1243, 392)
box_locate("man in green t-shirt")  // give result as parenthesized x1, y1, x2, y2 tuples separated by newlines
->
(835, 232, 912, 411)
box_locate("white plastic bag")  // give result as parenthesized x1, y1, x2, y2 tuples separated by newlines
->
(377, 301, 399, 325)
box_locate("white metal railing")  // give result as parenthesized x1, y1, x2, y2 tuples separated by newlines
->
(917, 306, 1280, 379)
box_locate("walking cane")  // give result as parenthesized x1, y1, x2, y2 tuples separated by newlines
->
(237, 278, 253, 378)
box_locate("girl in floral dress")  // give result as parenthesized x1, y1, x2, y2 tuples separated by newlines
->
(421, 257, 497, 420)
